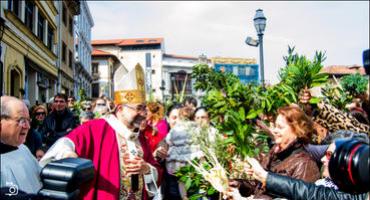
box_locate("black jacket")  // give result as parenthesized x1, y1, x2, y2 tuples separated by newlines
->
(266, 173, 368, 200)
(25, 128, 42, 155)
(41, 109, 78, 147)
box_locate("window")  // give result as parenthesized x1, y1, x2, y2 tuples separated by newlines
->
(171, 71, 192, 95)
(92, 83, 99, 98)
(8, 0, 20, 17)
(245, 67, 254, 76)
(62, 4, 67, 25)
(37, 12, 45, 42)
(145, 53, 151, 68)
(62, 42, 66, 62)
(69, 16, 73, 35)
(75, 44, 79, 60)
(92, 63, 99, 74)
(238, 67, 246, 76)
(47, 26, 54, 51)
(25, 1, 34, 31)
(69, 50, 73, 68)
(232, 66, 238, 76)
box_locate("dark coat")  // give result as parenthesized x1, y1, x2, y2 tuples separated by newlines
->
(266, 173, 368, 200)
(41, 109, 78, 147)
(239, 141, 320, 199)
(25, 128, 42, 155)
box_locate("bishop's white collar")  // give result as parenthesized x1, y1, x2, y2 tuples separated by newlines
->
(104, 114, 139, 141)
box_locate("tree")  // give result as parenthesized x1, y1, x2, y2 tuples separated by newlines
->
(279, 46, 328, 94)
(340, 73, 369, 98)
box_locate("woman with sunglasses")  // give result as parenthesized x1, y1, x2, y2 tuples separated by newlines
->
(25, 105, 47, 155)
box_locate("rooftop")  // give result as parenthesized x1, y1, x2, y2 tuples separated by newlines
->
(164, 53, 199, 60)
(92, 38, 163, 46)
(212, 57, 257, 65)
(321, 65, 366, 75)
(92, 49, 113, 56)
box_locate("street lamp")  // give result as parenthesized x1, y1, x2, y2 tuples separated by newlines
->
(245, 36, 259, 47)
(170, 76, 175, 100)
(253, 9, 267, 87)
(159, 79, 166, 101)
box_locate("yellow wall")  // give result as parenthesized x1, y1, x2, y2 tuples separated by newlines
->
(2, 10, 58, 96)
(3, 45, 25, 96)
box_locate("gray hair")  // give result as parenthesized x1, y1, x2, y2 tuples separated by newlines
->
(322, 130, 369, 145)
(79, 111, 95, 120)
(1, 96, 23, 118)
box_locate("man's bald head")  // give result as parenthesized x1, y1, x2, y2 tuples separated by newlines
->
(1, 96, 27, 118)
(1, 96, 30, 147)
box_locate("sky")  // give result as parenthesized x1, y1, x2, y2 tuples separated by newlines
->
(87, 1, 369, 84)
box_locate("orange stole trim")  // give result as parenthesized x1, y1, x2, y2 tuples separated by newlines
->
(114, 90, 145, 104)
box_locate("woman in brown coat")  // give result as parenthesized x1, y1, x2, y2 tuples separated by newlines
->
(233, 105, 320, 199)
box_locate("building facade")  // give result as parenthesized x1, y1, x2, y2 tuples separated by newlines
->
(56, 0, 80, 96)
(1, 0, 58, 105)
(74, 0, 93, 99)
(92, 38, 165, 100)
(91, 49, 122, 99)
(162, 54, 211, 101)
(212, 57, 259, 85)
(90, 38, 258, 102)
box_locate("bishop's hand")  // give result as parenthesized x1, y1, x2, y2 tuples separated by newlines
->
(121, 142, 150, 176)
(123, 152, 150, 176)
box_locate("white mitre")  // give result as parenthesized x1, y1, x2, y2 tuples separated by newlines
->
(114, 63, 146, 104)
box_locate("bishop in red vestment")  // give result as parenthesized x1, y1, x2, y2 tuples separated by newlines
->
(40, 64, 162, 200)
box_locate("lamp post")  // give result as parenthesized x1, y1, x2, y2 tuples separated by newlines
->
(253, 9, 267, 88)
(170, 76, 175, 100)
(0, 16, 6, 95)
(159, 79, 166, 102)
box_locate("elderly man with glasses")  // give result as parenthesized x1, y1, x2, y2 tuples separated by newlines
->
(40, 64, 162, 200)
(0, 96, 42, 194)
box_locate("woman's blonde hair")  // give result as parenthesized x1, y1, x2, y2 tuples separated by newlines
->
(277, 105, 314, 144)
(147, 102, 164, 123)
(32, 105, 48, 116)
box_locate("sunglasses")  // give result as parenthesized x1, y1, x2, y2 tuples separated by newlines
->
(325, 151, 333, 160)
(35, 112, 46, 116)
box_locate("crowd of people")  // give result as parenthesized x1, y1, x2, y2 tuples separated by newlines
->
(20, 93, 115, 161)
(1, 65, 369, 200)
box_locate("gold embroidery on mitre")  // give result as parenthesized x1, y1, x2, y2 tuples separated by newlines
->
(115, 90, 145, 104)
(135, 64, 145, 92)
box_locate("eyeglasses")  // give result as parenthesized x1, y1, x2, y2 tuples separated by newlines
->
(3, 117, 31, 127)
(124, 104, 146, 112)
(35, 112, 46, 116)
(325, 151, 333, 160)
(96, 103, 106, 106)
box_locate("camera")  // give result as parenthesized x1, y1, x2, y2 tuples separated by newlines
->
(363, 49, 369, 75)
(329, 138, 369, 193)
(4, 182, 18, 196)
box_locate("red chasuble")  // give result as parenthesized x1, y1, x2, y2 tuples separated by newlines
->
(66, 118, 162, 200)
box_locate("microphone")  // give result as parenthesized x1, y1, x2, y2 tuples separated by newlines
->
(131, 175, 139, 192)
